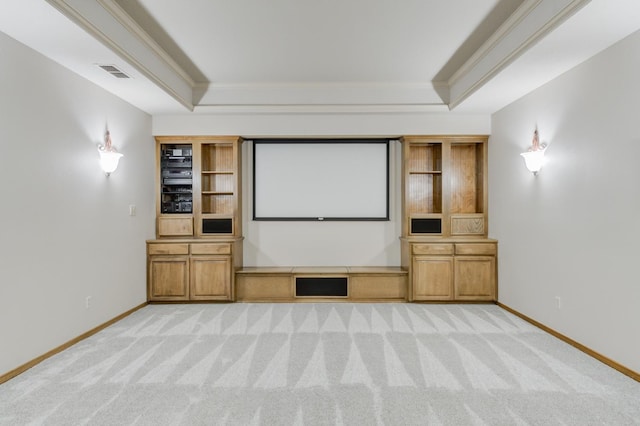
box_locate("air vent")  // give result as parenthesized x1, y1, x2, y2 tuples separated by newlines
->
(98, 64, 130, 79)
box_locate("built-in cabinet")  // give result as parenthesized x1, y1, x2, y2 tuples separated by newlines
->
(147, 135, 496, 303)
(147, 240, 242, 302)
(155, 136, 242, 238)
(401, 136, 497, 302)
(403, 241, 496, 301)
(402, 136, 487, 237)
(148, 136, 243, 302)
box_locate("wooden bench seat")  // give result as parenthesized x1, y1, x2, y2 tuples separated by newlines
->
(235, 267, 407, 302)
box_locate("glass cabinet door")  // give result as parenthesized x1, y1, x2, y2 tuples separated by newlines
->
(160, 144, 193, 214)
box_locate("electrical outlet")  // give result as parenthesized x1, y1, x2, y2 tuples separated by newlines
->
(86, 296, 92, 309)
(555, 296, 562, 309)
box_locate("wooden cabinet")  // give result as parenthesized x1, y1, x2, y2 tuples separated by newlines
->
(147, 240, 240, 302)
(190, 256, 232, 300)
(148, 256, 189, 300)
(155, 136, 243, 238)
(454, 256, 495, 300)
(402, 136, 487, 237)
(401, 135, 496, 302)
(149, 136, 243, 303)
(412, 256, 454, 301)
(403, 240, 497, 302)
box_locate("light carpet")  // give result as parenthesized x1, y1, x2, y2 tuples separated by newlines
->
(1, 303, 639, 425)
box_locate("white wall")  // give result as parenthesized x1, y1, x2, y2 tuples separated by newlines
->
(490, 30, 640, 373)
(0, 32, 155, 376)
(154, 109, 490, 266)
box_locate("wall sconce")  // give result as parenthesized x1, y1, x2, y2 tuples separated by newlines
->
(98, 130, 123, 176)
(520, 129, 546, 175)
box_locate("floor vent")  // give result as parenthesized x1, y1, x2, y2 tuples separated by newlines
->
(97, 64, 130, 79)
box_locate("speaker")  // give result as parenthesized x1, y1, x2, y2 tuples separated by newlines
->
(411, 218, 442, 234)
(296, 277, 348, 297)
(202, 218, 233, 234)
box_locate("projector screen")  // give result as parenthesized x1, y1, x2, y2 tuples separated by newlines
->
(253, 139, 389, 221)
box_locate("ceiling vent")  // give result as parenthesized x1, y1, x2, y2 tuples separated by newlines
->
(98, 64, 130, 79)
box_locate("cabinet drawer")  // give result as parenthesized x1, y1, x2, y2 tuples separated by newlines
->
(157, 217, 193, 237)
(412, 243, 454, 255)
(454, 243, 496, 256)
(148, 243, 189, 255)
(190, 243, 231, 255)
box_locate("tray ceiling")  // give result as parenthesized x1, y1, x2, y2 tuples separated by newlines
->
(1, 0, 640, 115)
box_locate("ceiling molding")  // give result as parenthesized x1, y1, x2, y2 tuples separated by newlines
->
(196, 82, 448, 108)
(45, 0, 195, 110)
(192, 104, 450, 115)
(447, 0, 591, 110)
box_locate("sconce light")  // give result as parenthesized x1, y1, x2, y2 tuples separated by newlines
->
(520, 129, 546, 175)
(98, 130, 123, 176)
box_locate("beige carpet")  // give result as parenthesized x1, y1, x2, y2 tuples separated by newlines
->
(1, 303, 639, 425)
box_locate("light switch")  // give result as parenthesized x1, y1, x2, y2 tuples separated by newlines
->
(129, 204, 136, 216)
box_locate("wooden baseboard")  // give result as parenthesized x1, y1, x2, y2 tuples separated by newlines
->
(0, 302, 148, 385)
(496, 301, 639, 383)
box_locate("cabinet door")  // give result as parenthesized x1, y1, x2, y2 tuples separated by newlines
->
(412, 256, 454, 301)
(158, 143, 193, 215)
(190, 256, 232, 301)
(148, 256, 189, 301)
(454, 256, 495, 301)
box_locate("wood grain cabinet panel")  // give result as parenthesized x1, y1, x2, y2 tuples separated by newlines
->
(454, 243, 496, 256)
(412, 256, 454, 301)
(412, 243, 454, 255)
(236, 274, 293, 301)
(190, 256, 232, 300)
(190, 243, 231, 255)
(148, 257, 189, 301)
(148, 243, 189, 256)
(349, 275, 407, 300)
(157, 217, 193, 237)
(454, 256, 495, 300)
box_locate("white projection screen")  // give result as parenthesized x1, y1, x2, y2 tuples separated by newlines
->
(253, 140, 389, 220)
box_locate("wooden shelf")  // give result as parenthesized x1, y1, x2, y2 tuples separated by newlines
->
(401, 136, 494, 303)
(155, 136, 243, 238)
(402, 136, 487, 237)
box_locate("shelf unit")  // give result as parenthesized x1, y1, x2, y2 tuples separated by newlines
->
(149, 136, 243, 303)
(406, 142, 443, 235)
(402, 136, 487, 237)
(199, 142, 237, 235)
(400, 135, 496, 302)
(154, 136, 242, 238)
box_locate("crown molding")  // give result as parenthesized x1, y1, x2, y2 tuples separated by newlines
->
(196, 82, 448, 109)
(192, 104, 450, 115)
(45, 0, 195, 110)
(447, 0, 591, 109)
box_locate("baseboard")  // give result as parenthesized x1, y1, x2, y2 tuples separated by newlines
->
(0, 302, 148, 385)
(496, 301, 639, 382)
